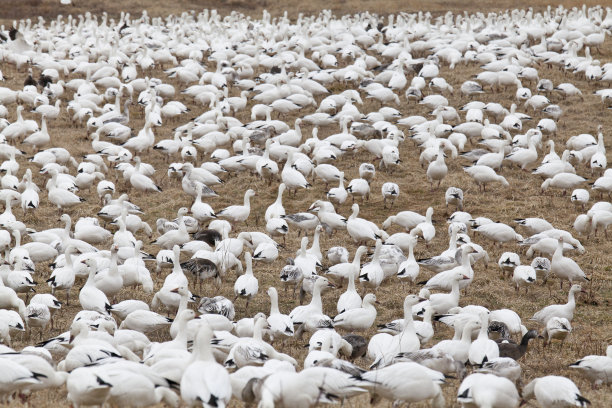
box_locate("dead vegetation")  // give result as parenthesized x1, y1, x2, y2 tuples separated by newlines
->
(0, 1, 611, 408)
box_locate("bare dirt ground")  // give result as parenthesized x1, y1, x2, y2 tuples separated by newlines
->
(1, 1, 611, 407)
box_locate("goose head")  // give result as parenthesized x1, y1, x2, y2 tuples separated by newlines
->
(170, 284, 190, 296)
(363, 293, 379, 306)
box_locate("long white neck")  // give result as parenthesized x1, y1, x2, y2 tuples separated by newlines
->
(269, 289, 280, 315)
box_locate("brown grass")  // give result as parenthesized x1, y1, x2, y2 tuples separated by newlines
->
(1, 1, 612, 408)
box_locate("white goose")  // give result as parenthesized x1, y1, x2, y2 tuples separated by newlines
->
(531, 284, 585, 325)
(217, 189, 256, 226)
(333, 293, 378, 332)
(79, 258, 112, 315)
(522, 376, 590, 408)
(551, 237, 589, 286)
(181, 324, 232, 408)
(233, 252, 258, 311)
(347, 203, 383, 245)
(266, 287, 294, 340)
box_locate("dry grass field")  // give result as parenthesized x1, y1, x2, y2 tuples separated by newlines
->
(1, 1, 612, 407)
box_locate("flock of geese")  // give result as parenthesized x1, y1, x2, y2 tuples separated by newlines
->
(0, 3, 610, 408)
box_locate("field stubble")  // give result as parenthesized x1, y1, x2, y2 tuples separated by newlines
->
(1, 2, 612, 407)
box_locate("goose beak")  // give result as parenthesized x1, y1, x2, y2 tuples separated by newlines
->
(461, 275, 470, 280)
(418, 297, 427, 302)
(170, 287, 179, 293)
(327, 282, 336, 289)
(374, 300, 381, 305)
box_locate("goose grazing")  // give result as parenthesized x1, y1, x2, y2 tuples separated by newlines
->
(508, 259, 536, 291)
(333, 293, 378, 331)
(543, 316, 572, 347)
(457, 373, 520, 408)
(233, 252, 258, 312)
(358, 362, 445, 408)
(381, 182, 399, 208)
(445, 187, 464, 211)
(522, 376, 590, 408)
(181, 323, 232, 408)
(570, 352, 612, 387)
(464, 165, 509, 191)
(477, 357, 523, 383)
(216, 189, 256, 226)
(551, 238, 589, 287)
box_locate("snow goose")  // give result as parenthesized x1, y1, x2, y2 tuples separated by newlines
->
(289, 277, 334, 334)
(151, 208, 190, 249)
(380, 181, 399, 208)
(346, 178, 370, 202)
(414, 207, 436, 244)
(428, 271, 471, 314)
(65, 368, 112, 407)
(23, 114, 50, 150)
(264, 183, 286, 221)
(46, 245, 76, 305)
(426, 148, 447, 189)
(333, 293, 378, 332)
(119, 310, 172, 334)
(468, 313, 500, 366)
(233, 252, 258, 312)
(368, 294, 423, 367)
(217, 189, 256, 226)
(457, 373, 520, 408)
(326, 171, 348, 205)
(570, 352, 612, 387)
(531, 284, 586, 325)
(474, 222, 523, 245)
(542, 316, 572, 347)
(46, 170, 85, 213)
(181, 323, 232, 408)
(445, 187, 464, 212)
(512, 265, 537, 293)
(541, 173, 586, 195)
(281, 151, 311, 195)
(498, 252, 520, 277)
(477, 357, 522, 383)
(226, 314, 297, 368)
(551, 238, 589, 287)
(358, 361, 445, 407)
(464, 165, 509, 191)
(397, 235, 419, 283)
(522, 376, 590, 408)
(79, 258, 112, 315)
(514, 217, 554, 235)
(359, 240, 385, 290)
(432, 319, 480, 364)
(190, 183, 216, 222)
(382, 210, 425, 231)
(347, 203, 383, 245)
(281, 212, 319, 237)
(266, 287, 294, 341)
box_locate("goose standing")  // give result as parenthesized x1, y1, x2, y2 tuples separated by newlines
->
(551, 238, 589, 287)
(531, 284, 586, 325)
(217, 189, 256, 226)
(181, 324, 232, 408)
(468, 313, 500, 366)
(266, 287, 294, 341)
(234, 252, 258, 312)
